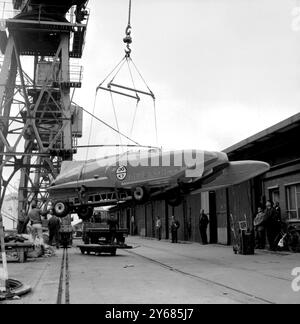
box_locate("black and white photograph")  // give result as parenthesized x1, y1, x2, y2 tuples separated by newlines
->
(0, 0, 300, 309)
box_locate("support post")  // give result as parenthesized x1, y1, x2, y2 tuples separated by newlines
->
(0, 37, 17, 293)
(0, 212, 8, 292)
(60, 33, 72, 159)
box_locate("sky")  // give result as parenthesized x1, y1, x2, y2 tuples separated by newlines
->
(72, 0, 300, 160)
(3, 0, 300, 227)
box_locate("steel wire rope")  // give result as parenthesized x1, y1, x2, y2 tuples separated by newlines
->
(129, 57, 159, 147)
(128, 0, 132, 27)
(109, 91, 123, 147)
(125, 58, 140, 140)
(79, 105, 140, 146)
(97, 57, 127, 89)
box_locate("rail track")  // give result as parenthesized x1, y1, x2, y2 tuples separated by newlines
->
(56, 248, 70, 305)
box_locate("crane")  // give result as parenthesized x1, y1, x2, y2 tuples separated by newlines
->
(0, 0, 89, 213)
(0, 0, 89, 292)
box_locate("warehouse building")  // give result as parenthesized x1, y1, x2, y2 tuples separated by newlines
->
(116, 113, 300, 245)
(219, 112, 300, 244)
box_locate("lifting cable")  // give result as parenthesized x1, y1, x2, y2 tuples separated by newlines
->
(77, 144, 160, 149)
(109, 91, 123, 146)
(84, 96, 140, 162)
(126, 57, 139, 138)
(93, 0, 159, 148)
(128, 57, 158, 145)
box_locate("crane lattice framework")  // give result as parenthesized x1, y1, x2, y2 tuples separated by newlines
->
(0, 0, 89, 215)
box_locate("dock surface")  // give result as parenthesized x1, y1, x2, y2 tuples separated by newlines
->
(1, 237, 299, 304)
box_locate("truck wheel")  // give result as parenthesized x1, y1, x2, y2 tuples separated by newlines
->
(77, 206, 94, 221)
(53, 201, 69, 218)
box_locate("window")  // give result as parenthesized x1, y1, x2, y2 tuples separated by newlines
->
(269, 187, 280, 204)
(286, 184, 300, 219)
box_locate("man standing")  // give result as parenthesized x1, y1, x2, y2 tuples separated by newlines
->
(17, 209, 29, 235)
(274, 201, 282, 245)
(48, 210, 61, 249)
(264, 201, 279, 251)
(59, 215, 73, 248)
(155, 216, 162, 241)
(107, 214, 119, 244)
(254, 207, 266, 249)
(274, 202, 282, 223)
(170, 216, 180, 243)
(199, 210, 209, 245)
(130, 215, 136, 236)
(28, 200, 43, 241)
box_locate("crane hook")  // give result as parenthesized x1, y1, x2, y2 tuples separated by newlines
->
(123, 25, 132, 57)
(123, 0, 133, 57)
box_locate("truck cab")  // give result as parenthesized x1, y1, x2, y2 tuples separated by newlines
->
(82, 211, 128, 246)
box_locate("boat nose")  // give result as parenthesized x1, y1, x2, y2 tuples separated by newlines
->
(204, 151, 228, 163)
(182, 150, 228, 170)
(202, 151, 229, 173)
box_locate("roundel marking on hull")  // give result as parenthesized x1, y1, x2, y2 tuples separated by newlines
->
(116, 166, 128, 181)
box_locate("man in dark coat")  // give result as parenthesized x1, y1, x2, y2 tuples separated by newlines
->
(48, 211, 61, 249)
(264, 201, 280, 251)
(199, 210, 209, 245)
(274, 202, 282, 223)
(107, 214, 119, 244)
(170, 216, 180, 243)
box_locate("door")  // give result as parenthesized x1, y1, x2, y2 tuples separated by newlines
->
(126, 208, 131, 231)
(165, 201, 169, 240)
(269, 187, 280, 204)
(209, 191, 218, 244)
(182, 199, 189, 241)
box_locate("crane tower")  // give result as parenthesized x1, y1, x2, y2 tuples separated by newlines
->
(0, 0, 89, 215)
